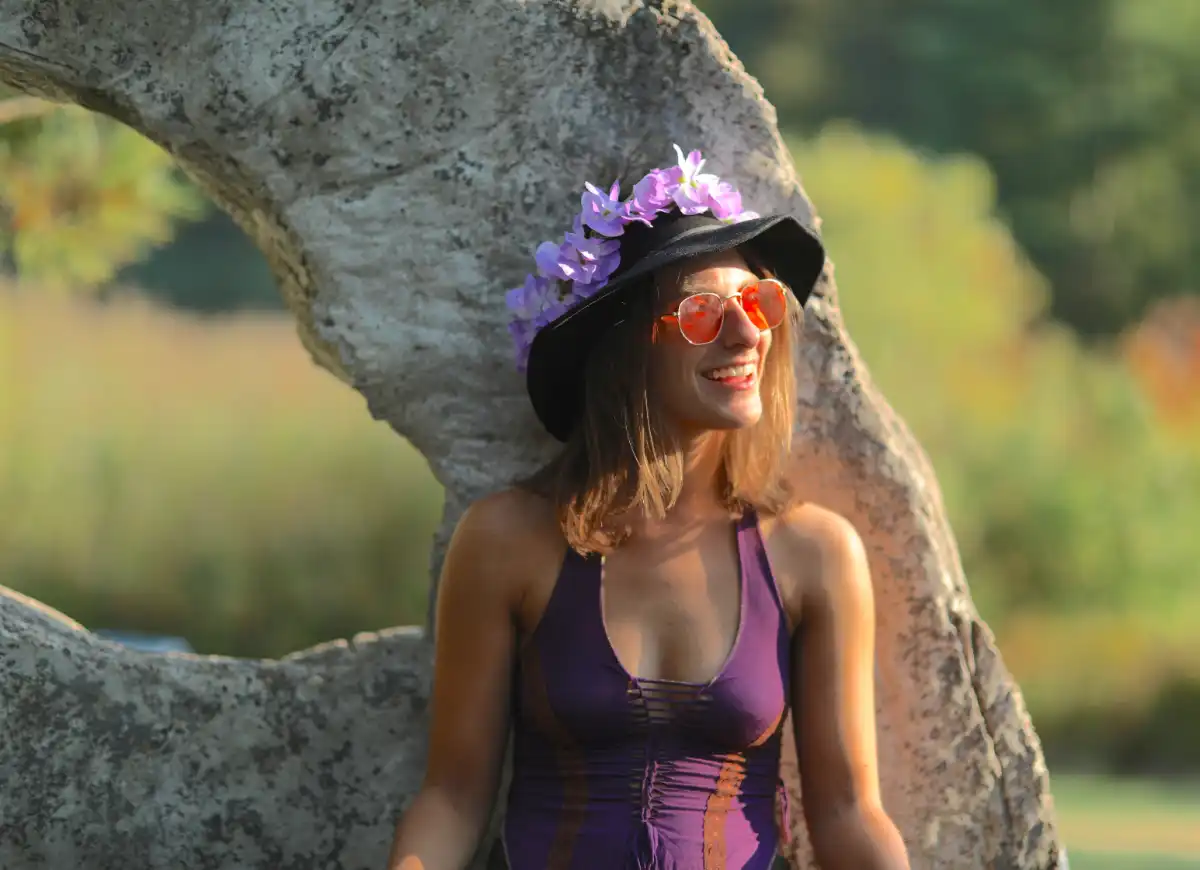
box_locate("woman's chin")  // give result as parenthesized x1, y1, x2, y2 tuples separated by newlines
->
(699, 395, 764, 431)
(661, 383, 764, 435)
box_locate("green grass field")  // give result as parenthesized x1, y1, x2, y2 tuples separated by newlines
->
(1070, 856, 1198, 870)
(1055, 774, 1200, 869)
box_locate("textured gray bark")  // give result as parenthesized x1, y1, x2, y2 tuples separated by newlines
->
(0, 1, 1062, 868)
(0, 588, 431, 870)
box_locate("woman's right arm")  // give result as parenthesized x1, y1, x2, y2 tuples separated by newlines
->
(386, 491, 536, 870)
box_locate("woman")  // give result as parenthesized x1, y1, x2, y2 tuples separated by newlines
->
(387, 147, 909, 870)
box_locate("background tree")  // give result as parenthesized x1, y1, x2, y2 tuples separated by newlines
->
(0, 86, 204, 289)
(699, 0, 1200, 338)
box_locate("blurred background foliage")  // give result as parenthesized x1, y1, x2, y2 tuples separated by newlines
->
(0, 0, 1198, 831)
(704, 0, 1200, 338)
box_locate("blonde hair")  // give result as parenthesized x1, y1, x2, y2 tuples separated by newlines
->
(519, 252, 801, 554)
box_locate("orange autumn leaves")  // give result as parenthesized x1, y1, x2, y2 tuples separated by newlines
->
(1122, 296, 1200, 440)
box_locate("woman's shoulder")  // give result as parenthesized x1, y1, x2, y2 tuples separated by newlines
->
(456, 486, 561, 546)
(446, 487, 566, 594)
(761, 501, 870, 617)
(769, 501, 863, 554)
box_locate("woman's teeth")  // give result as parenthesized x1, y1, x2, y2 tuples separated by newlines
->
(703, 363, 756, 381)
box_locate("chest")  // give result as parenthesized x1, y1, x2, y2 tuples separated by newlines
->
(599, 541, 743, 686)
(514, 519, 792, 750)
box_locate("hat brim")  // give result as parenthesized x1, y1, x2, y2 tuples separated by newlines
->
(525, 213, 825, 442)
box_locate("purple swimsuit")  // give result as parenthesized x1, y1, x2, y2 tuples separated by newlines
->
(497, 508, 793, 870)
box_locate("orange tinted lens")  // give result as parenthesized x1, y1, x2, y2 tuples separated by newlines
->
(742, 279, 787, 330)
(677, 293, 724, 344)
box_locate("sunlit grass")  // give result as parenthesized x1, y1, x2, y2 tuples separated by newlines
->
(0, 286, 443, 657)
(1070, 854, 1200, 870)
(1056, 774, 1200, 867)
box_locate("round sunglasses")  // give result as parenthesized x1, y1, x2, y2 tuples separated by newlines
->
(657, 278, 790, 345)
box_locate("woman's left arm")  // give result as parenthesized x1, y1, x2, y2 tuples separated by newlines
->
(782, 507, 910, 870)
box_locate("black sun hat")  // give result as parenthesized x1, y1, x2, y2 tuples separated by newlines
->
(505, 147, 826, 442)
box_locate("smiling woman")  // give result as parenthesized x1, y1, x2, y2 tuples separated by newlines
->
(650, 259, 792, 436)
(519, 248, 800, 556)
(385, 146, 910, 870)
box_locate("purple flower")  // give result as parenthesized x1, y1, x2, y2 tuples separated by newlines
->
(505, 274, 552, 318)
(535, 240, 588, 282)
(706, 180, 744, 220)
(670, 144, 720, 215)
(565, 214, 621, 264)
(563, 214, 586, 248)
(586, 249, 622, 285)
(568, 280, 598, 303)
(508, 318, 536, 372)
(627, 168, 675, 223)
(579, 236, 620, 262)
(729, 209, 761, 223)
(532, 298, 571, 330)
(580, 180, 628, 237)
(570, 251, 620, 295)
(671, 144, 706, 179)
(571, 253, 621, 290)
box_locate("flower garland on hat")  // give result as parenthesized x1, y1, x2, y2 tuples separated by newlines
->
(505, 145, 761, 372)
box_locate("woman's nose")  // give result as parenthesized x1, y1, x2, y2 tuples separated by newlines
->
(720, 297, 761, 346)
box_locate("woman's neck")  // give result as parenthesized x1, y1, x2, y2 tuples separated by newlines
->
(622, 431, 731, 539)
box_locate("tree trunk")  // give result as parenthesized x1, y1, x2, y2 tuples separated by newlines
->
(0, 1, 1062, 867)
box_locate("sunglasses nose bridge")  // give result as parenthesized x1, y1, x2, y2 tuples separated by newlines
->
(672, 280, 785, 345)
(718, 291, 765, 342)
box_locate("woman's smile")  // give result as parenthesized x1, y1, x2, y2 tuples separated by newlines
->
(700, 358, 759, 390)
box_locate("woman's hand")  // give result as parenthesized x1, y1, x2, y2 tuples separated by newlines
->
(775, 505, 911, 870)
